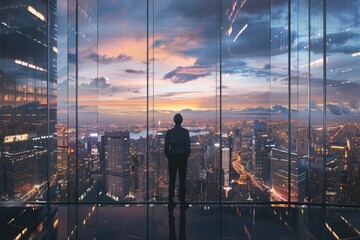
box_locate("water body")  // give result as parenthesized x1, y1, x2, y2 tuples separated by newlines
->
(130, 129, 209, 140)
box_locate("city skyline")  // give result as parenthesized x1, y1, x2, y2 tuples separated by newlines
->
(0, 0, 359, 206)
(1, 1, 360, 239)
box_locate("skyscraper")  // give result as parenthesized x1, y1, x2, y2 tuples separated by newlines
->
(329, 142, 349, 203)
(188, 142, 202, 181)
(57, 124, 68, 199)
(130, 151, 145, 200)
(252, 120, 271, 185)
(0, 1, 57, 200)
(270, 149, 307, 202)
(222, 147, 230, 188)
(326, 155, 342, 203)
(103, 131, 130, 201)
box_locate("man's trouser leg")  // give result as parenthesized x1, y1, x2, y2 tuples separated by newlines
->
(178, 155, 188, 204)
(168, 155, 177, 203)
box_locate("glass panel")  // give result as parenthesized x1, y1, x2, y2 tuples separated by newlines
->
(309, 0, 325, 204)
(221, 0, 274, 203)
(0, 0, 56, 202)
(150, 0, 220, 203)
(77, 0, 98, 203)
(1, 0, 359, 211)
(270, 0, 290, 203)
(66, 0, 79, 202)
(97, 0, 147, 203)
(56, 0, 69, 202)
(289, 0, 310, 204)
(326, 0, 360, 205)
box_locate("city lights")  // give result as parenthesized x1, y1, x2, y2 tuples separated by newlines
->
(0, 0, 359, 238)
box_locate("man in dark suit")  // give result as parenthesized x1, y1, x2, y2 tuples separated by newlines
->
(164, 113, 191, 208)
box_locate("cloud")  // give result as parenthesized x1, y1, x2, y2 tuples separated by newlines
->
(128, 87, 141, 93)
(165, 0, 218, 19)
(79, 77, 125, 94)
(310, 32, 359, 54)
(348, 99, 360, 110)
(327, 104, 351, 115)
(263, 64, 271, 70)
(271, 105, 288, 114)
(125, 69, 146, 74)
(153, 39, 173, 49)
(80, 77, 111, 89)
(223, 59, 272, 78)
(157, 91, 200, 98)
(310, 100, 321, 110)
(238, 0, 285, 16)
(163, 66, 211, 84)
(218, 85, 231, 90)
(87, 53, 132, 64)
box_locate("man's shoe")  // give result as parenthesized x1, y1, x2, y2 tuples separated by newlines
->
(180, 203, 190, 210)
(168, 202, 176, 210)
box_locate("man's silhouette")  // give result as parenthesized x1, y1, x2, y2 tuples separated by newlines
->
(164, 114, 191, 207)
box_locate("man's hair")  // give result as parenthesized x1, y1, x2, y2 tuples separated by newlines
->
(173, 113, 183, 125)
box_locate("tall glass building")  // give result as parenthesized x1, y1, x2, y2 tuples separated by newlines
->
(0, 0, 57, 202)
(1, 0, 360, 239)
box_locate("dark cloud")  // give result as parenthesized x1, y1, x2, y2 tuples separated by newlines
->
(270, 76, 360, 105)
(237, 0, 284, 15)
(221, 59, 247, 74)
(165, 0, 218, 19)
(141, 58, 156, 64)
(310, 32, 359, 54)
(222, 20, 272, 57)
(348, 99, 360, 110)
(80, 77, 111, 89)
(128, 87, 141, 93)
(327, 104, 351, 115)
(239, 107, 271, 115)
(153, 39, 173, 49)
(310, 100, 321, 110)
(157, 91, 200, 97)
(163, 66, 211, 84)
(98, 0, 147, 22)
(87, 53, 132, 64)
(218, 85, 230, 90)
(328, 32, 357, 45)
(125, 69, 146, 74)
(263, 64, 271, 70)
(222, 105, 294, 116)
(271, 105, 288, 114)
(158, 92, 178, 98)
(221, 59, 270, 78)
(79, 77, 124, 93)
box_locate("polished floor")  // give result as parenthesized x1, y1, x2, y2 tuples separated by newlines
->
(1, 204, 360, 239)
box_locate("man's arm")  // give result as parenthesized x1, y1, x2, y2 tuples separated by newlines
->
(185, 130, 191, 159)
(164, 131, 170, 159)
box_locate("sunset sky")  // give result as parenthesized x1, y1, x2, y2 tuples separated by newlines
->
(57, 0, 360, 125)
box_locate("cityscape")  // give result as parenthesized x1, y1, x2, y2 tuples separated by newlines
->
(1, 117, 360, 205)
(1, 0, 359, 239)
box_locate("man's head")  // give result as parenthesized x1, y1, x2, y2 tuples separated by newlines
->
(173, 113, 183, 125)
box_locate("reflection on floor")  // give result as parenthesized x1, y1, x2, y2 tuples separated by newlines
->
(1, 204, 360, 239)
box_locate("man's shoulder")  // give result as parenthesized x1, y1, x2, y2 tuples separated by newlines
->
(181, 127, 190, 134)
(168, 125, 189, 133)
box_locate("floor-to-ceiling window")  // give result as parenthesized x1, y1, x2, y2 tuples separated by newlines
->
(1, 0, 360, 208)
(1, 0, 360, 239)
